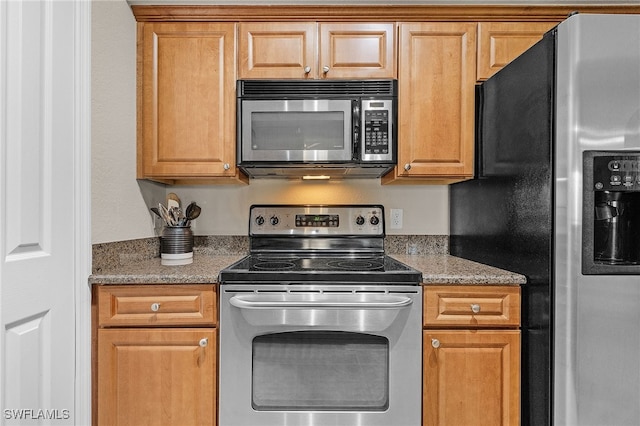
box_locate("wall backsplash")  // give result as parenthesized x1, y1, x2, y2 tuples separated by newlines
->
(157, 180, 449, 238)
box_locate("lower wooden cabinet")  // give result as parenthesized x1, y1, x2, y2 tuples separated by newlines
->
(97, 328, 216, 426)
(423, 285, 521, 426)
(423, 330, 520, 426)
(93, 284, 217, 426)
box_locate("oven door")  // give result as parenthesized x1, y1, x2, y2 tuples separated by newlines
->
(239, 99, 354, 163)
(219, 285, 422, 426)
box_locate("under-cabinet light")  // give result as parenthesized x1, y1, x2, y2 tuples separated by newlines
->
(301, 175, 331, 180)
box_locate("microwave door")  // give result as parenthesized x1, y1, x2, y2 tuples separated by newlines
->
(240, 99, 353, 163)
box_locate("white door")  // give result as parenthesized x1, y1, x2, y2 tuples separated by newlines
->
(0, 0, 91, 424)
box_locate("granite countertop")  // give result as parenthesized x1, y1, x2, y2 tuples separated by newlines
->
(89, 254, 246, 285)
(393, 254, 526, 285)
(89, 252, 525, 286)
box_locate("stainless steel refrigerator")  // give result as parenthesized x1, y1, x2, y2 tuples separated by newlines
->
(450, 13, 640, 426)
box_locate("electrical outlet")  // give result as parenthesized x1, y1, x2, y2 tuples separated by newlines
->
(390, 208, 403, 229)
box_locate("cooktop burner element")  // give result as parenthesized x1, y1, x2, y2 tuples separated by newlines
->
(219, 205, 421, 285)
(326, 259, 383, 270)
(252, 261, 296, 271)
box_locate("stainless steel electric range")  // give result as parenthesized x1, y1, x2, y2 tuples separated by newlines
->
(218, 205, 422, 426)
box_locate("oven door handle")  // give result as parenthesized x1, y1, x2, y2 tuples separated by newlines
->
(229, 294, 413, 310)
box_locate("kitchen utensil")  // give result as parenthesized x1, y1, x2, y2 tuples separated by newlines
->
(167, 193, 181, 210)
(169, 206, 186, 226)
(186, 202, 201, 221)
(159, 203, 174, 226)
(150, 207, 161, 218)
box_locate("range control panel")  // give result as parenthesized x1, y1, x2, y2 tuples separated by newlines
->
(249, 205, 384, 236)
(592, 154, 640, 191)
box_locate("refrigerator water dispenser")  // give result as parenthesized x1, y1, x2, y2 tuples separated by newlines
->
(583, 151, 640, 274)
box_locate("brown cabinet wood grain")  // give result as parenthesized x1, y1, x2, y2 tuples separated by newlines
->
(132, 5, 640, 185)
(97, 328, 216, 426)
(319, 23, 396, 79)
(477, 22, 558, 81)
(93, 285, 218, 425)
(238, 22, 396, 79)
(238, 22, 316, 79)
(383, 22, 476, 184)
(423, 285, 521, 426)
(423, 330, 520, 426)
(138, 22, 245, 184)
(97, 284, 216, 327)
(424, 285, 520, 327)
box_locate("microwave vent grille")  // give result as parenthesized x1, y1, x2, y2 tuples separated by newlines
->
(239, 80, 396, 97)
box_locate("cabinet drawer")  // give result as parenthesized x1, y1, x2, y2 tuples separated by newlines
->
(97, 285, 216, 327)
(424, 285, 520, 327)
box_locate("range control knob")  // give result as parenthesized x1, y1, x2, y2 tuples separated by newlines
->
(255, 215, 265, 226)
(355, 215, 365, 226)
(370, 215, 380, 226)
(270, 216, 279, 226)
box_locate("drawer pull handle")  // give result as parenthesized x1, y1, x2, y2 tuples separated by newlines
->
(431, 338, 440, 349)
(470, 303, 481, 314)
(199, 338, 208, 348)
(150, 303, 161, 312)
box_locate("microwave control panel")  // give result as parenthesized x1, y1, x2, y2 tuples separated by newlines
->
(361, 99, 393, 162)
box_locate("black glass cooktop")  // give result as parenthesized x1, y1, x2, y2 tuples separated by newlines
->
(219, 254, 421, 284)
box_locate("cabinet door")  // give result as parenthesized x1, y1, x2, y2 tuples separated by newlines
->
(139, 23, 238, 180)
(98, 328, 216, 426)
(477, 22, 557, 81)
(393, 23, 476, 180)
(238, 22, 316, 79)
(319, 23, 396, 79)
(423, 330, 520, 426)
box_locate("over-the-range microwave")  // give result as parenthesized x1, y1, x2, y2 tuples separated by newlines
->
(236, 79, 397, 179)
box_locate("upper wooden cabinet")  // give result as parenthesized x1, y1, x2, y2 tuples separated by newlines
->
(383, 22, 476, 184)
(138, 22, 246, 184)
(131, 6, 636, 185)
(238, 22, 396, 79)
(477, 22, 558, 81)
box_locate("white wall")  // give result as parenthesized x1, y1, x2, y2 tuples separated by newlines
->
(91, 0, 450, 244)
(168, 180, 448, 236)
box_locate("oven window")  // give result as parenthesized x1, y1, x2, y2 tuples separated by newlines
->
(252, 331, 389, 411)
(250, 111, 345, 151)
